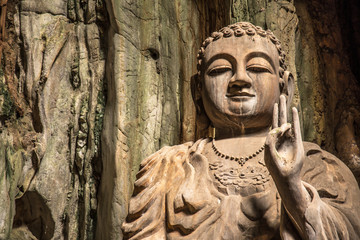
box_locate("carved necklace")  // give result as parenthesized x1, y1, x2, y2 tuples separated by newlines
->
(211, 138, 265, 166)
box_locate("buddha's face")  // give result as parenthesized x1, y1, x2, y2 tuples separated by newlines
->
(201, 35, 281, 131)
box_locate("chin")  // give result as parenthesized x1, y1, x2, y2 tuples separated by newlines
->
(227, 99, 257, 115)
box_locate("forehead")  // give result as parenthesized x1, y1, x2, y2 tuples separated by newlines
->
(203, 35, 279, 65)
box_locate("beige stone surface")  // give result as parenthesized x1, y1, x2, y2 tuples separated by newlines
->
(122, 21, 360, 239)
(97, 1, 200, 238)
(0, 0, 106, 239)
(0, 0, 359, 239)
(123, 140, 360, 239)
(295, 0, 360, 182)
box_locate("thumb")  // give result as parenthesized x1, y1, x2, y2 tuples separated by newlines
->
(265, 123, 291, 163)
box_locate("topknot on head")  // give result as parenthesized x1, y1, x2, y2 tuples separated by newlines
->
(197, 22, 287, 79)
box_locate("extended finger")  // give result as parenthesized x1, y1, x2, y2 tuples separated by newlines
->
(279, 95, 287, 125)
(273, 103, 279, 129)
(292, 107, 302, 143)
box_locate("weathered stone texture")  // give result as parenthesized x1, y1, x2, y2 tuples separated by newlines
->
(96, 0, 232, 239)
(97, 1, 196, 238)
(295, 0, 360, 182)
(0, 0, 106, 239)
(232, 0, 360, 183)
(231, 0, 299, 118)
(1, 0, 360, 239)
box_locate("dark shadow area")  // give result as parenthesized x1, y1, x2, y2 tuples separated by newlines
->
(13, 191, 55, 240)
(336, 0, 360, 84)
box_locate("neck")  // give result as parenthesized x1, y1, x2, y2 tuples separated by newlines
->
(211, 126, 270, 158)
(214, 126, 270, 140)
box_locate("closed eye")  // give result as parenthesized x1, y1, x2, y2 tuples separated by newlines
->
(246, 65, 272, 74)
(208, 66, 232, 76)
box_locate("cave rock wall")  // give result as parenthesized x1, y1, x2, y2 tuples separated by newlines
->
(0, 0, 359, 239)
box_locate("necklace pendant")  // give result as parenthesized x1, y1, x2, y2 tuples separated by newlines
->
(211, 138, 265, 167)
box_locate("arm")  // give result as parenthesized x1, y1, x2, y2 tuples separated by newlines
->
(265, 95, 360, 239)
(265, 95, 311, 238)
(122, 146, 173, 240)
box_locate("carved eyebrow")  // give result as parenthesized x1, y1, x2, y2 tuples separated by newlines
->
(245, 52, 276, 73)
(204, 53, 236, 70)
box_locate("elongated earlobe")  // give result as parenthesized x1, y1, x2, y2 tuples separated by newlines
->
(191, 74, 202, 113)
(281, 71, 294, 108)
(191, 74, 210, 137)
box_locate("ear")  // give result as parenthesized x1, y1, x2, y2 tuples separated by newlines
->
(191, 74, 202, 112)
(191, 74, 210, 137)
(281, 71, 294, 109)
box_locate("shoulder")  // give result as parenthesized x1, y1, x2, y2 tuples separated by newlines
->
(301, 144, 360, 238)
(301, 141, 359, 201)
(138, 139, 207, 172)
(130, 139, 209, 206)
(133, 141, 196, 191)
(302, 141, 352, 174)
(122, 139, 206, 239)
(141, 141, 194, 163)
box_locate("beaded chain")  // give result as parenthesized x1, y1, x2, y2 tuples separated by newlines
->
(211, 138, 265, 166)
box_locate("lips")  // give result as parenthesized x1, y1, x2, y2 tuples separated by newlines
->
(226, 91, 255, 98)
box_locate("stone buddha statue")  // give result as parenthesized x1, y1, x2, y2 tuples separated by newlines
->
(122, 22, 360, 239)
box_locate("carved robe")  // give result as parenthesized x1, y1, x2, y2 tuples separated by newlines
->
(122, 139, 360, 239)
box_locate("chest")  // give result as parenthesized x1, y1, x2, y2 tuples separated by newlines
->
(167, 148, 281, 239)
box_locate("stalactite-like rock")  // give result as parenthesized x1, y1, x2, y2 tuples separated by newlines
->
(0, 0, 107, 239)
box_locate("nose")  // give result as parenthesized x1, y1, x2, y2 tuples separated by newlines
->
(228, 66, 252, 89)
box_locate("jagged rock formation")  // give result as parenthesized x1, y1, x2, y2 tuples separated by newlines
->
(295, 0, 360, 183)
(0, 0, 106, 239)
(96, 1, 230, 239)
(0, 0, 359, 239)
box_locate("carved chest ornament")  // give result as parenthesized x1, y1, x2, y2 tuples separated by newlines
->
(209, 159, 271, 196)
(211, 137, 265, 166)
(209, 137, 270, 195)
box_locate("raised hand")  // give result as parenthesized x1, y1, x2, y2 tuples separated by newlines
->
(265, 94, 304, 183)
(265, 95, 311, 237)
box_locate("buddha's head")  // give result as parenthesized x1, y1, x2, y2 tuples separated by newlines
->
(192, 22, 294, 134)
